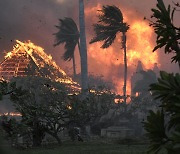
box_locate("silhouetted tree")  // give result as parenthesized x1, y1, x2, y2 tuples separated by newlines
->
(147, 0, 180, 66)
(10, 76, 69, 146)
(144, 71, 180, 153)
(54, 18, 80, 78)
(143, 1, 180, 153)
(90, 5, 129, 104)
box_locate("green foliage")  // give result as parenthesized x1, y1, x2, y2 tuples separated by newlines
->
(73, 73, 115, 91)
(150, 0, 180, 63)
(90, 5, 129, 48)
(143, 71, 180, 153)
(171, 128, 180, 151)
(150, 71, 180, 114)
(54, 17, 80, 61)
(0, 79, 16, 100)
(0, 80, 8, 99)
(143, 1, 180, 152)
(143, 110, 168, 153)
(67, 92, 114, 128)
(10, 76, 69, 146)
(0, 116, 27, 146)
(130, 94, 159, 114)
(5, 76, 114, 146)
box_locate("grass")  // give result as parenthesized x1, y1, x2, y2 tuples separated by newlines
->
(0, 140, 148, 154)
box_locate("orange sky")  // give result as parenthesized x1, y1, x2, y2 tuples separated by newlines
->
(0, 0, 179, 95)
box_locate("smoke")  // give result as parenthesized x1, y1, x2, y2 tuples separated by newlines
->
(55, 0, 65, 3)
(84, 0, 179, 94)
(0, 0, 76, 64)
(0, 0, 179, 95)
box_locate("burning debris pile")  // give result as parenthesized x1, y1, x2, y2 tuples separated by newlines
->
(0, 40, 80, 92)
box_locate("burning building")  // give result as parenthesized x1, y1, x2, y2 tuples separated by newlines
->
(0, 40, 80, 92)
(131, 61, 159, 96)
(0, 40, 82, 116)
(131, 61, 144, 96)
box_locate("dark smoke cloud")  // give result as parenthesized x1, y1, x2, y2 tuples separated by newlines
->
(0, 0, 76, 67)
(0, 0, 179, 78)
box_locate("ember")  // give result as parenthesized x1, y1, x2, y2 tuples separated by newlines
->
(0, 112, 22, 117)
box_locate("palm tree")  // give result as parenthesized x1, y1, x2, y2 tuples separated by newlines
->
(79, 0, 88, 93)
(90, 5, 129, 104)
(54, 17, 80, 78)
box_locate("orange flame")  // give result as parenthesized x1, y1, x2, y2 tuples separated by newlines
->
(86, 4, 158, 95)
(3, 40, 112, 96)
(0, 112, 22, 117)
(3, 40, 81, 91)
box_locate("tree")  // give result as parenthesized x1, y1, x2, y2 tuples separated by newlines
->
(1, 77, 115, 146)
(79, 0, 88, 93)
(67, 91, 114, 129)
(0, 79, 15, 99)
(147, 0, 180, 66)
(54, 18, 80, 78)
(73, 73, 115, 92)
(143, 71, 180, 153)
(54, 0, 89, 93)
(10, 76, 70, 146)
(90, 5, 129, 104)
(143, 1, 180, 153)
(143, 110, 168, 154)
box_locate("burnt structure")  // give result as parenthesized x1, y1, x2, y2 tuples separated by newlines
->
(0, 40, 80, 92)
(131, 61, 159, 96)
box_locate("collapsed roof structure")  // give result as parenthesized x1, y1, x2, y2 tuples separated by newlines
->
(0, 40, 80, 92)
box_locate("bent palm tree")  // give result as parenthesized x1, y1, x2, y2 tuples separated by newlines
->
(54, 18, 80, 78)
(90, 5, 129, 104)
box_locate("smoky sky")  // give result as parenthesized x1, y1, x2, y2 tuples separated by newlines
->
(0, 0, 76, 64)
(0, 0, 179, 78)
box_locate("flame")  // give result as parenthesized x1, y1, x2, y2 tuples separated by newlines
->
(114, 98, 120, 104)
(15, 40, 67, 76)
(67, 105, 72, 110)
(3, 40, 80, 91)
(0, 112, 22, 117)
(3, 3, 159, 97)
(126, 21, 158, 69)
(86, 4, 159, 96)
(5, 52, 13, 59)
(3, 40, 111, 96)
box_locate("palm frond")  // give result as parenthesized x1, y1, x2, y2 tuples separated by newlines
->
(53, 18, 79, 61)
(90, 5, 129, 48)
(98, 5, 123, 25)
(63, 40, 77, 61)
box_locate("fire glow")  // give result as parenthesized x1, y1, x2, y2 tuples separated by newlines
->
(2, 3, 159, 97)
(85, 3, 158, 95)
(2, 40, 113, 97)
(3, 40, 80, 91)
(0, 112, 22, 117)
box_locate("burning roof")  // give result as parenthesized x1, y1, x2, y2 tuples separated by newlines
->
(0, 40, 80, 92)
